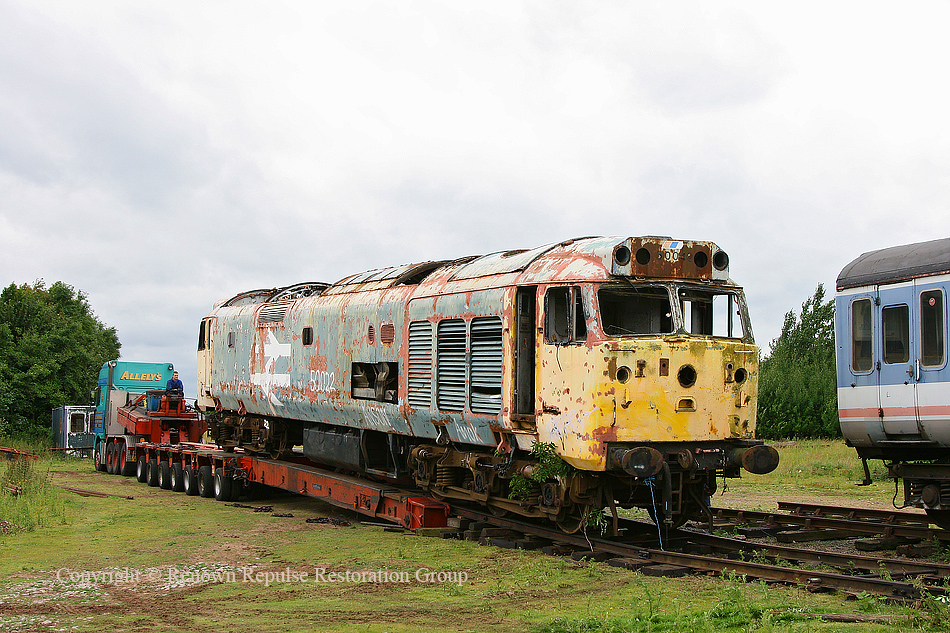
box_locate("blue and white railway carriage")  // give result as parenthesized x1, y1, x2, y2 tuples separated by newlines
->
(835, 237, 950, 526)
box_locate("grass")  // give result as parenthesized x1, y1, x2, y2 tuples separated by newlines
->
(0, 442, 946, 632)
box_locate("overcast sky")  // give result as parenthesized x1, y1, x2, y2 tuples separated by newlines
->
(3, 1, 950, 394)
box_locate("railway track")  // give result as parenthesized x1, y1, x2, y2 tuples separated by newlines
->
(707, 504, 948, 543)
(435, 502, 950, 602)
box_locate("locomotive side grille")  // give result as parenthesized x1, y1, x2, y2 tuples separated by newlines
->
(470, 317, 503, 415)
(437, 319, 467, 411)
(380, 322, 396, 345)
(258, 300, 293, 324)
(408, 321, 433, 408)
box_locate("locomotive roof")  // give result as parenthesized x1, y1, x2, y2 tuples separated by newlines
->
(837, 237, 950, 291)
(215, 236, 732, 306)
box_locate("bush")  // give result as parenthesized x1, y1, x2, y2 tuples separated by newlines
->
(756, 284, 838, 439)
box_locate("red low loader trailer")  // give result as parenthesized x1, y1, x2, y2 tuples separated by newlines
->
(98, 405, 448, 530)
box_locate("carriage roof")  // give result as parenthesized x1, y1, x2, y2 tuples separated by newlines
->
(837, 237, 950, 291)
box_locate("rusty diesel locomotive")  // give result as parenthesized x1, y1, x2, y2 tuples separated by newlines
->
(196, 236, 777, 531)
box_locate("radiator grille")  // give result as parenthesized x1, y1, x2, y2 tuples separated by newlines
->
(470, 317, 503, 414)
(408, 321, 433, 408)
(437, 319, 466, 411)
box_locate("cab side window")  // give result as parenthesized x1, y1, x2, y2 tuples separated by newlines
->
(545, 286, 587, 344)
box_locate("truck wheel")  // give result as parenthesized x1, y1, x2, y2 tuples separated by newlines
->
(159, 462, 172, 490)
(213, 470, 232, 501)
(106, 442, 116, 475)
(183, 466, 199, 496)
(147, 459, 160, 487)
(198, 465, 214, 498)
(94, 443, 107, 472)
(171, 463, 185, 492)
(136, 455, 148, 483)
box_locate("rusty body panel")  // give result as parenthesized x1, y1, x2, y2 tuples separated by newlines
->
(196, 235, 774, 528)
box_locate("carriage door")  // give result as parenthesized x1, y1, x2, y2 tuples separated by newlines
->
(878, 286, 921, 436)
(915, 282, 946, 437)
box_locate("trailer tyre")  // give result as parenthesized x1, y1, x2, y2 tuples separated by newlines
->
(183, 466, 199, 496)
(198, 465, 214, 498)
(119, 444, 135, 477)
(159, 462, 172, 490)
(213, 470, 232, 501)
(170, 463, 185, 492)
(136, 455, 148, 483)
(147, 459, 160, 487)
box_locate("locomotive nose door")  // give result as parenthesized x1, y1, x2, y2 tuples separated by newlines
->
(878, 286, 921, 437)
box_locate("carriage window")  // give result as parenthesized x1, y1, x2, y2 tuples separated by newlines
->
(882, 304, 909, 364)
(545, 286, 587, 344)
(679, 289, 745, 338)
(599, 286, 673, 337)
(851, 298, 873, 372)
(921, 290, 945, 367)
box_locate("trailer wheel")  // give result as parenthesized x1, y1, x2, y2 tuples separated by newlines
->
(229, 478, 243, 502)
(170, 463, 185, 492)
(94, 443, 107, 472)
(198, 466, 214, 498)
(183, 466, 199, 496)
(213, 470, 232, 501)
(159, 462, 172, 490)
(106, 442, 116, 475)
(147, 459, 160, 487)
(119, 444, 135, 477)
(136, 455, 148, 483)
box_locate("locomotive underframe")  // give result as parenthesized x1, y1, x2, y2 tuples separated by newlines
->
(208, 411, 768, 531)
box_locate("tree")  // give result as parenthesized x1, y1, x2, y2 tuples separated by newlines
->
(756, 284, 838, 439)
(0, 281, 121, 441)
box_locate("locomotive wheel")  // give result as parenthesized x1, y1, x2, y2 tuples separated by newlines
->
(198, 465, 214, 498)
(170, 463, 185, 492)
(136, 455, 148, 483)
(94, 443, 107, 472)
(926, 509, 950, 530)
(213, 471, 232, 501)
(147, 460, 160, 487)
(555, 505, 590, 534)
(159, 462, 172, 490)
(182, 466, 199, 496)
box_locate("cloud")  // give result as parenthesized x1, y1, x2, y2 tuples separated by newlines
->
(3, 0, 950, 394)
